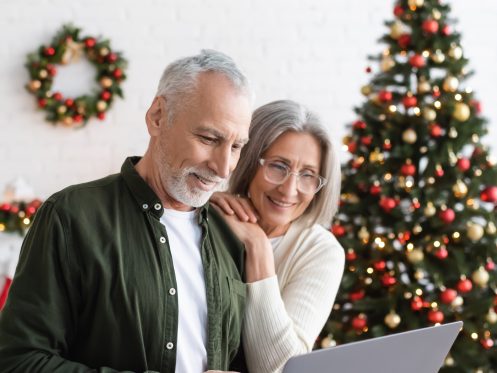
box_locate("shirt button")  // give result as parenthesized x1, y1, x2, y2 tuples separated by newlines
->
(159, 236, 166, 244)
(154, 203, 162, 210)
(142, 203, 149, 210)
(166, 342, 174, 350)
(169, 288, 176, 295)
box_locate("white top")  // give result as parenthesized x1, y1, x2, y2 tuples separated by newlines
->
(160, 209, 207, 373)
(243, 219, 345, 373)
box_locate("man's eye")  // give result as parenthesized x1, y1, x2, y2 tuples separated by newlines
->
(231, 143, 243, 152)
(200, 136, 216, 144)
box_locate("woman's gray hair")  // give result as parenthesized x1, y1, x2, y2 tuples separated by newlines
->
(229, 100, 341, 228)
(156, 49, 252, 123)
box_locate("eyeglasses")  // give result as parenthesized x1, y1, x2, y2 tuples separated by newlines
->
(258, 158, 327, 195)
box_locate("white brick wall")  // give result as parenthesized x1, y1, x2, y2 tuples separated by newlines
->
(1, 0, 496, 198)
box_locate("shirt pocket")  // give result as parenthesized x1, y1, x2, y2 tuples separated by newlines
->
(226, 276, 247, 361)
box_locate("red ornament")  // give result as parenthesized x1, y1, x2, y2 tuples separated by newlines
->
(435, 167, 444, 178)
(481, 186, 497, 203)
(480, 338, 494, 350)
(398, 231, 411, 244)
(101, 91, 112, 101)
(361, 136, 373, 146)
(370, 185, 381, 196)
(73, 114, 84, 123)
(393, 5, 404, 17)
(398, 34, 411, 49)
(411, 296, 423, 311)
(429, 123, 443, 137)
(373, 260, 386, 271)
(422, 19, 439, 34)
(38, 98, 47, 108)
(85, 38, 96, 48)
(486, 260, 495, 271)
(97, 112, 106, 120)
(401, 163, 416, 176)
(440, 289, 457, 304)
(433, 89, 441, 98)
(456, 158, 470, 172)
(112, 68, 123, 79)
(378, 90, 393, 102)
(348, 142, 357, 154)
(107, 53, 118, 63)
(365, 66, 372, 73)
(438, 208, 455, 224)
(381, 273, 397, 287)
(47, 64, 57, 77)
(64, 98, 74, 107)
(402, 95, 418, 108)
(435, 247, 448, 259)
(412, 200, 421, 209)
(349, 289, 365, 301)
(53, 92, 63, 101)
(383, 141, 392, 151)
(457, 278, 473, 293)
(409, 54, 426, 68)
(427, 310, 444, 324)
(346, 250, 357, 261)
(353, 120, 367, 130)
(0, 203, 11, 211)
(379, 197, 397, 213)
(351, 315, 367, 331)
(441, 25, 451, 36)
(331, 224, 346, 237)
(44, 46, 55, 56)
(470, 99, 483, 114)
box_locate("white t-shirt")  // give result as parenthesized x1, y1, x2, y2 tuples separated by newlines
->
(160, 208, 207, 373)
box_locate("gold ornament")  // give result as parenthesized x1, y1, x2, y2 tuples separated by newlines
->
(100, 77, 113, 88)
(381, 56, 395, 72)
(407, 248, 424, 263)
(99, 47, 110, 57)
(443, 76, 459, 92)
(424, 202, 436, 217)
(320, 336, 336, 348)
(423, 108, 437, 121)
(402, 129, 417, 144)
(342, 136, 352, 145)
(384, 312, 401, 329)
(486, 309, 497, 324)
(451, 296, 464, 307)
(61, 39, 84, 64)
(414, 269, 425, 280)
(96, 100, 108, 112)
(413, 224, 423, 234)
(449, 45, 463, 60)
(452, 180, 468, 198)
(431, 50, 446, 64)
(467, 223, 484, 241)
(390, 21, 405, 39)
(417, 79, 431, 94)
(472, 266, 489, 287)
(369, 148, 385, 163)
(57, 105, 67, 115)
(358, 226, 370, 242)
(61, 116, 74, 126)
(38, 69, 48, 79)
(28, 80, 42, 91)
(432, 9, 442, 20)
(361, 85, 372, 96)
(448, 127, 458, 138)
(486, 222, 497, 235)
(453, 103, 470, 121)
(408, 0, 424, 7)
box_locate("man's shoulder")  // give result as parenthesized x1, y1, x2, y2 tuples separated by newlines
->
(46, 172, 123, 210)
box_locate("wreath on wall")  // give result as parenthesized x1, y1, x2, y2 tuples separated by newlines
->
(0, 200, 42, 236)
(25, 24, 127, 127)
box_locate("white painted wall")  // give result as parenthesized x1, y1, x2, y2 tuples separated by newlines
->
(1, 0, 496, 199)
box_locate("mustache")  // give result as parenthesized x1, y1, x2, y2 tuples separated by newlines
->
(187, 167, 226, 184)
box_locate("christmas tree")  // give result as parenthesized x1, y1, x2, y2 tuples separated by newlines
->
(323, 0, 497, 371)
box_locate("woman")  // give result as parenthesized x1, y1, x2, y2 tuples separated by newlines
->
(210, 100, 345, 373)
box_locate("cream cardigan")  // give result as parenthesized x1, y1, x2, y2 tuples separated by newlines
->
(242, 219, 345, 373)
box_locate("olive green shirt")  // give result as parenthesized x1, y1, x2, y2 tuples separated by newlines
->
(0, 157, 246, 373)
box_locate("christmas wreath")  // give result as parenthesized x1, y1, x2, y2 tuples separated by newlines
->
(0, 200, 42, 235)
(25, 24, 127, 127)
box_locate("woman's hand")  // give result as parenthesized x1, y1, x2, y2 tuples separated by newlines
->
(210, 198, 275, 283)
(210, 192, 258, 223)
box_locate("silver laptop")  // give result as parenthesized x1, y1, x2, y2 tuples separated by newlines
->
(283, 321, 462, 373)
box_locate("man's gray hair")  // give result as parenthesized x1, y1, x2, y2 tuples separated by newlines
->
(156, 49, 252, 123)
(229, 100, 341, 228)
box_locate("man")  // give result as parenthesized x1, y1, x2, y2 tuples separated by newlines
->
(0, 50, 253, 373)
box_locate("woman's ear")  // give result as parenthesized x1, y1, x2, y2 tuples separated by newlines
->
(145, 96, 168, 136)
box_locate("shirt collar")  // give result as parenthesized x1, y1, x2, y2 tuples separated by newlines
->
(121, 156, 210, 221)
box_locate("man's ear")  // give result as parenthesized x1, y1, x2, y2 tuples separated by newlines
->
(145, 96, 168, 136)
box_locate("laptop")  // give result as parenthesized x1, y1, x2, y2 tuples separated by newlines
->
(283, 321, 462, 373)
